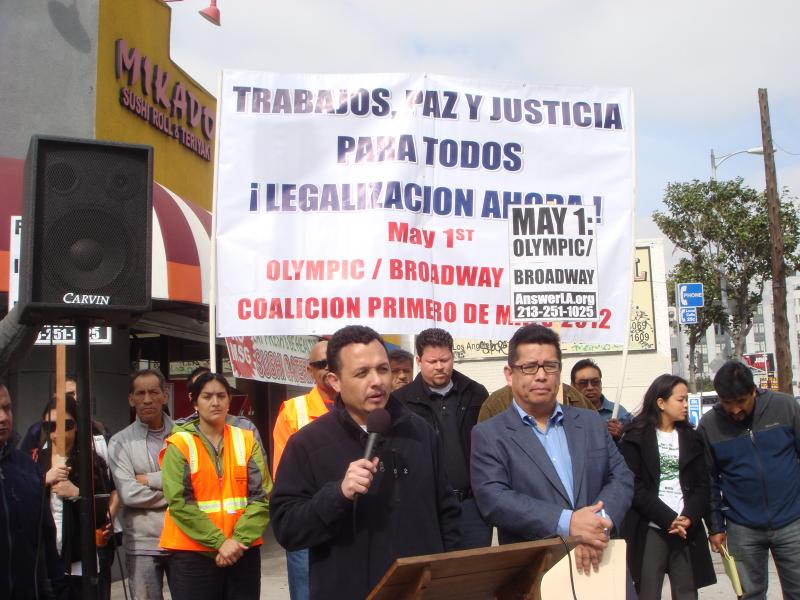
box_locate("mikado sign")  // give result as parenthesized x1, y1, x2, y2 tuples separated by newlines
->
(215, 72, 635, 343)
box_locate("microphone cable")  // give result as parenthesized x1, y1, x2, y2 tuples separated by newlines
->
(556, 535, 579, 600)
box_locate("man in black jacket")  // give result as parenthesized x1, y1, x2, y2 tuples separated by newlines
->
(0, 382, 62, 600)
(270, 326, 460, 600)
(393, 328, 490, 549)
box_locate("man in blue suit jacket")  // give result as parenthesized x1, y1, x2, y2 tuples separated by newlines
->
(471, 325, 633, 575)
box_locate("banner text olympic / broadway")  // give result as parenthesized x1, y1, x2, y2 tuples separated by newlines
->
(263, 258, 502, 288)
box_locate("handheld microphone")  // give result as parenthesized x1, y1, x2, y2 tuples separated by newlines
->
(363, 408, 391, 460)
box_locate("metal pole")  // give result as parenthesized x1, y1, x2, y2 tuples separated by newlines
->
(710, 148, 717, 181)
(709, 150, 732, 358)
(758, 88, 792, 395)
(76, 319, 98, 599)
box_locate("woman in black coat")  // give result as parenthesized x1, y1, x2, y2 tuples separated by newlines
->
(34, 395, 115, 600)
(620, 374, 716, 599)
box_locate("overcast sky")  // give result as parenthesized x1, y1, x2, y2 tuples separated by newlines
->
(169, 0, 800, 264)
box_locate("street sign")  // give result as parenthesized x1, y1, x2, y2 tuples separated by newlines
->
(679, 307, 698, 325)
(688, 396, 702, 428)
(677, 282, 704, 308)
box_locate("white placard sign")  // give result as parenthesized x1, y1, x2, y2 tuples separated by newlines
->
(509, 205, 599, 321)
(215, 72, 635, 342)
(8, 216, 21, 312)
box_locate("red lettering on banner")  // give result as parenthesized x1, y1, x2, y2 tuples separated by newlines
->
(265, 259, 365, 281)
(464, 303, 490, 324)
(366, 297, 457, 322)
(283, 355, 312, 384)
(252, 349, 286, 380)
(388, 259, 502, 287)
(387, 221, 436, 248)
(237, 297, 361, 320)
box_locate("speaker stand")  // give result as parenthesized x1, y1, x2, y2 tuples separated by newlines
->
(76, 319, 99, 599)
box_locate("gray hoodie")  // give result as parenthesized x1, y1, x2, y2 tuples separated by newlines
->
(108, 414, 174, 554)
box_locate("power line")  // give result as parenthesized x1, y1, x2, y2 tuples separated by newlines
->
(775, 143, 800, 156)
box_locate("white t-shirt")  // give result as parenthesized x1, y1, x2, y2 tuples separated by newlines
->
(651, 428, 684, 526)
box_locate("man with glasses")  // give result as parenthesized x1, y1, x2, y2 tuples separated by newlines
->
(570, 359, 630, 441)
(272, 339, 336, 600)
(471, 324, 633, 576)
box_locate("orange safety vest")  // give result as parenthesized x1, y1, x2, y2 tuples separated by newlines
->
(159, 424, 262, 552)
(272, 386, 332, 476)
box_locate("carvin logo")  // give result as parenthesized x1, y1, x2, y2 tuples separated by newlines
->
(63, 293, 111, 305)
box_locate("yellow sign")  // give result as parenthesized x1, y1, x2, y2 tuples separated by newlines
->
(95, 0, 216, 209)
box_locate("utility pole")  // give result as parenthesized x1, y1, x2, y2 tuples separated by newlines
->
(758, 88, 792, 395)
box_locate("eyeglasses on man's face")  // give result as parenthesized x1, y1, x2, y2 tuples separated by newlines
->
(308, 359, 328, 370)
(575, 378, 602, 388)
(509, 361, 561, 375)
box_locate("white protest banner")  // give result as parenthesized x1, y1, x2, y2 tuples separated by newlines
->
(225, 335, 318, 385)
(215, 72, 634, 342)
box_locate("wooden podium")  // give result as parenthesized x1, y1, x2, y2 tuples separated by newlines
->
(367, 537, 579, 600)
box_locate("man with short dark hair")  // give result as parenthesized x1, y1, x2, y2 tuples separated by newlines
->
(388, 348, 413, 391)
(570, 358, 630, 441)
(0, 382, 62, 600)
(471, 324, 633, 576)
(698, 360, 800, 599)
(108, 369, 174, 600)
(271, 325, 460, 600)
(393, 327, 490, 548)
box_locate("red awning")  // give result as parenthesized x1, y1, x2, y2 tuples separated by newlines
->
(0, 156, 211, 305)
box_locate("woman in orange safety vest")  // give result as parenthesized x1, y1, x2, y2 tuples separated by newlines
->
(160, 372, 271, 600)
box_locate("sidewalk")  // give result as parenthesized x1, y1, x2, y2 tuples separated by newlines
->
(111, 525, 290, 600)
(112, 529, 782, 599)
(694, 551, 781, 600)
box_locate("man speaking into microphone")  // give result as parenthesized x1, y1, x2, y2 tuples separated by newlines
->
(271, 325, 461, 600)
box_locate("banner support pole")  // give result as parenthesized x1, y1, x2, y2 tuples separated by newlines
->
(613, 90, 637, 419)
(208, 71, 223, 371)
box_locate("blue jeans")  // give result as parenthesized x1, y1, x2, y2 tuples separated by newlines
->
(126, 554, 168, 600)
(727, 517, 800, 600)
(286, 548, 309, 600)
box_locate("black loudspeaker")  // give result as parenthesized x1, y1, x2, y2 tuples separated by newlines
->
(18, 135, 153, 325)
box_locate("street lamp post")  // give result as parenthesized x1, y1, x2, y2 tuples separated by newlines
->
(708, 146, 764, 361)
(710, 147, 764, 181)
